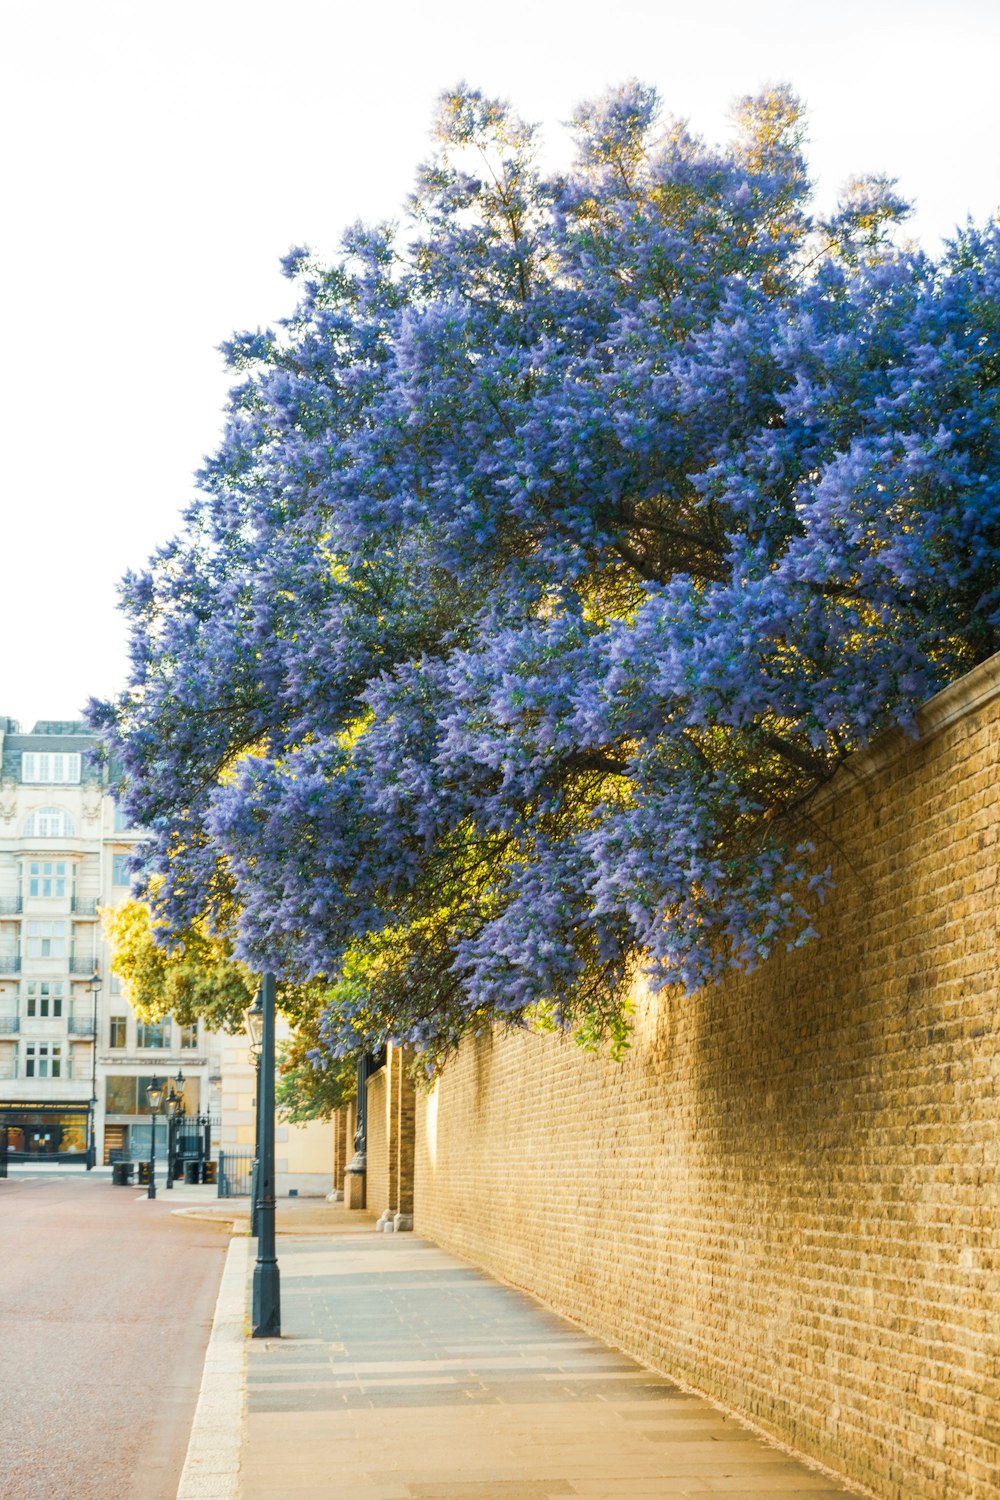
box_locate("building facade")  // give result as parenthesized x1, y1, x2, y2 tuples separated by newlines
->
(0, 717, 222, 1164)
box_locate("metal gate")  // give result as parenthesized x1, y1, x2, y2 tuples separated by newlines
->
(217, 1147, 255, 1197)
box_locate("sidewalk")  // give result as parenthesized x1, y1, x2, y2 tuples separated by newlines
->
(182, 1203, 859, 1500)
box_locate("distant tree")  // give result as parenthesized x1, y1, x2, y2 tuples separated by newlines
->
(102, 897, 253, 1032)
(93, 82, 1000, 1068)
(276, 1022, 356, 1124)
(105, 898, 357, 1114)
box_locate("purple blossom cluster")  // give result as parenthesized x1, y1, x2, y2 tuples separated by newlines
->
(92, 83, 1000, 1060)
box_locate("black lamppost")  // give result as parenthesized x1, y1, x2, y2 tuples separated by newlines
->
(164, 1069, 185, 1190)
(245, 992, 262, 1236)
(146, 1075, 164, 1199)
(86, 969, 101, 1170)
(249, 973, 280, 1337)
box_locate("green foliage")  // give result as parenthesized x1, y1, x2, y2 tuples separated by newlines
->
(105, 897, 361, 1118)
(276, 1021, 356, 1123)
(102, 898, 253, 1031)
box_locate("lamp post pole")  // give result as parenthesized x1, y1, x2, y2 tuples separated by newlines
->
(251, 1055, 262, 1236)
(245, 993, 263, 1241)
(251, 972, 280, 1337)
(146, 1076, 164, 1199)
(165, 1096, 174, 1189)
(86, 970, 101, 1170)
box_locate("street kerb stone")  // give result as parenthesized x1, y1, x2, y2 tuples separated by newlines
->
(176, 1232, 249, 1500)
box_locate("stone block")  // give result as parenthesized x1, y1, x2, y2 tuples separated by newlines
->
(344, 1171, 366, 1210)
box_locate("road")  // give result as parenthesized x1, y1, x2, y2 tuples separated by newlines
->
(0, 1173, 231, 1500)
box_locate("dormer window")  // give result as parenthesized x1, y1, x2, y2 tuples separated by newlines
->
(21, 752, 81, 785)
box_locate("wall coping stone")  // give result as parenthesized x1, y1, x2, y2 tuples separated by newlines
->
(812, 648, 1000, 810)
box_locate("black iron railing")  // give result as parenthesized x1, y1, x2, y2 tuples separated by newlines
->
(217, 1148, 255, 1197)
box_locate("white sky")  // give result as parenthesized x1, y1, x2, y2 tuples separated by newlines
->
(1, 0, 997, 731)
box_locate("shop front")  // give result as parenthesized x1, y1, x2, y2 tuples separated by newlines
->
(0, 1101, 90, 1162)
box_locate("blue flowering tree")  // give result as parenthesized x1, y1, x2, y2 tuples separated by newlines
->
(92, 83, 1000, 1065)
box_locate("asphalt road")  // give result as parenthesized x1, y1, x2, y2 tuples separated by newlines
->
(0, 1173, 230, 1500)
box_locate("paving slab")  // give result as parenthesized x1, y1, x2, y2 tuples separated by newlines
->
(237, 1217, 860, 1500)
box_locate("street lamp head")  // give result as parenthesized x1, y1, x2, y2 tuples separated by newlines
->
(90, 968, 102, 992)
(246, 990, 264, 1059)
(146, 1076, 165, 1112)
(173, 1068, 186, 1108)
(165, 1086, 180, 1116)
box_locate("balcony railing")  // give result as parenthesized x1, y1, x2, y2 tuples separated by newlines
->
(67, 1017, 96, 1037)
(0, 953, 21, 973)
(68, 958, 100, 976)
(0, 897, 22, 915)
(71, 897, 99, 917)
(0, 1014, 20, 1033)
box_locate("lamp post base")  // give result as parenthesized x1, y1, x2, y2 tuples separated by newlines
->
(252, 1259, 281, 1338)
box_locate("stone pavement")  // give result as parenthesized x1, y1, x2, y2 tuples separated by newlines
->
(174, 1199, 859, 1500)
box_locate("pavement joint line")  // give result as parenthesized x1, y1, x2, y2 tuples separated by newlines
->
(176, 1232, 249, 1500)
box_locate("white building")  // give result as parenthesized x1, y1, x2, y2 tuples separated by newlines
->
(0, 717, 222, 1165)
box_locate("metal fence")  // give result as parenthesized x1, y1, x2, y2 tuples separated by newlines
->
(217, 1148, 255, 1198)
(0, 1127, 7, 1178)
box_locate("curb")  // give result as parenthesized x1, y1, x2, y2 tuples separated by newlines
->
(175, 1233, 249, 1499)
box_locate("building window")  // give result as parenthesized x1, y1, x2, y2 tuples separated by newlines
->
(179, 1022, 198, 1049)
(109, 1017, 127, 1049)
(112, 855, 131, 886)
(113, 804, 131, 832)
(21, 752, 81, 785)
(22, 807, 75, 838)
(136, 1019, 170, 1049)
(105, 1074, 198, 1114)
(27, 861, 68, 898)
(109, 973, 122, 997)
(26, 921, 67, 959)
(26, 981, 64, 1018)
(25, 1043, 62, 1078)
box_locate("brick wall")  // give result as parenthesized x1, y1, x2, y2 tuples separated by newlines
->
(331, 1106, 348, 1192)
(414, 654, 1000, 1500)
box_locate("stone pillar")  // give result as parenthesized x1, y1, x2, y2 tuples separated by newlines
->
(343, 1096, 365, 1209)
(345, 1052, 381, 1210)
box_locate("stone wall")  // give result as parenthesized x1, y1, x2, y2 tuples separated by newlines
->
(414, 655, 1000, 1500)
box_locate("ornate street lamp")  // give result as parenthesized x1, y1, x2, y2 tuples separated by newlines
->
(86, 969, 101, 1170)
(165, 1069, 186, 1189)
(250, 974, 280, 1337)
(145, 1075, 164, 1200)
(245, 991, 263, 1065)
